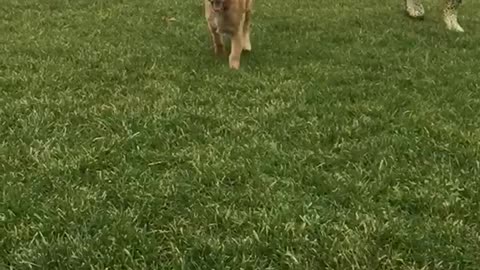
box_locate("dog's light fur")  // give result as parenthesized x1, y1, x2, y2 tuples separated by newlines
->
(405, 0, 464, 32)
(204, 0, 253, 69)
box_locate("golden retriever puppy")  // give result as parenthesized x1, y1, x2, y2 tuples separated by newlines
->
(204, 0, 253, 69)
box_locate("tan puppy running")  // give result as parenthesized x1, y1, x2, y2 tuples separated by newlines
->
(204, 0, 253, 70)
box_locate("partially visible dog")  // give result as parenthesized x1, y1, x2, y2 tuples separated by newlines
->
(405, 0, 464, 32)
(204, 0, 253, 70)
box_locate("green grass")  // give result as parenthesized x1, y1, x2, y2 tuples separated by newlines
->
(1, 0, 480, 269)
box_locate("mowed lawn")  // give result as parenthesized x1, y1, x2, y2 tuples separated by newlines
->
(1, 0, 480, 268)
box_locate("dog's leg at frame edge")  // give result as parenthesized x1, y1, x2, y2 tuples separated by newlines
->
(242, 0, 252, 51)
(405, 0, 425, 18)
(444, 0, 464, 32)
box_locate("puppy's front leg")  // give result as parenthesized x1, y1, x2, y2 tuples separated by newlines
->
(229, 32, 243, 70)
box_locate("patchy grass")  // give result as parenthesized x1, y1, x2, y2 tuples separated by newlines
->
(1, 0, 480, 269)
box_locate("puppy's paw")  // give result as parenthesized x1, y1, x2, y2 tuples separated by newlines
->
(405, 0, 425, 18)
(446, 22, 464, 32)
(242, 40, 252, 52)
(229, 60, 240, 70)
(444, 13, 464, 32)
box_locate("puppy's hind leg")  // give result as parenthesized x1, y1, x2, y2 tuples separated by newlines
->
(405, 0, 425, 18)
(444, 0, 464, 32)
(209, 24, 226, 56)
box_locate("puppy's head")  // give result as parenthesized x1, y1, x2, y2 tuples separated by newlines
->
(209, 0, 228, 12)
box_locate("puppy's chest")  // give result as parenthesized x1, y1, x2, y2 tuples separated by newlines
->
(211, 13, 239, 36)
